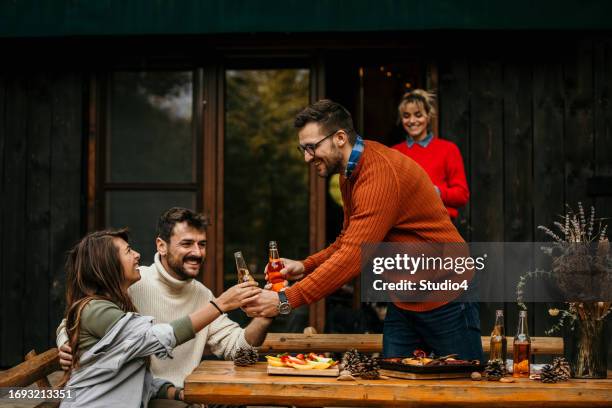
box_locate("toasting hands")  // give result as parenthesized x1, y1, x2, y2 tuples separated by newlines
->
(264, 258, 304, 287)
(216, 281, 261, 312)
(242, 289, 281, 318)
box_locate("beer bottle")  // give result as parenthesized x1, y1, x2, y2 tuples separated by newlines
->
(512, 310, 531, 378)
(267, 241, 287, 292)
(234, 251, 255, 284)
(490, 310, 507, 363)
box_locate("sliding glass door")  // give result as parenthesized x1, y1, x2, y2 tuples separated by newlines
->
(224, 68, 311, 330)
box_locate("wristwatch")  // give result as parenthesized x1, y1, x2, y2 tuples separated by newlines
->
(277, 290, 292, 315)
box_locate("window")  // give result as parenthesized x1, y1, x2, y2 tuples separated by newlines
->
(100, 70, 199, 264)
(91, 62, 326, 331)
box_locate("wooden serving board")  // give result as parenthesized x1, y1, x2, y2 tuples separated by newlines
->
(267, 365, 339, 377)
(380, 369, 472, 380)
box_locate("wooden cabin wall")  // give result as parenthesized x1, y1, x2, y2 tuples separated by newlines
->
(0, 34, 611, 367)
(438, 36, 612, 361)
(0, 71, 84, 367)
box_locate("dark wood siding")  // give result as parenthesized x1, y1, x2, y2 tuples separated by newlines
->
(531, 57, 566, 348)
(594, 38, 612, 221)
(0, 33, 611, 367)
(0, 72, 83, 367)
(438, 57, 471, 239)
(437, 38, 612, 361)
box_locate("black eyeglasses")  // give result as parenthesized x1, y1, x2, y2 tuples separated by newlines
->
(297, 129, 340, 156)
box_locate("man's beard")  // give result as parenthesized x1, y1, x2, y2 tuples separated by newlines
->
(166, 251, 203, 280)
(316, 148, 344, 178)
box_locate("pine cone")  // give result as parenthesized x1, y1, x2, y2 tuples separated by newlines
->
(341, 349, 363, 375)
(355, 356, 380, 380)
(234, 347, 258, 366)
(552, 357, 571, 381)
(541, 364, 559, 383)
(484, 359, 505, 381)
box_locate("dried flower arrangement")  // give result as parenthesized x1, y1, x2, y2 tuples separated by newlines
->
(516, 203, 611, 378)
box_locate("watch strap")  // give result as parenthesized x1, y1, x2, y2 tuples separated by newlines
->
(278, 290, 288, 304)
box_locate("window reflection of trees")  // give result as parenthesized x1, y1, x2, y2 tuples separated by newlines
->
(109, 71, 194, 183)
(224, 69, 310, 298)
(105, 71, 196, 264)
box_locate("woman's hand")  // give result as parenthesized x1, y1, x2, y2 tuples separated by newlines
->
(216, 281, 261, 312)
(190, 281, 261, 333)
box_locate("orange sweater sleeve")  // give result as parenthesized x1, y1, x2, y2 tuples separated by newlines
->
(285, 164, 400, 308)
(301, 210, 349, 274)
(302, 231, 344, 274)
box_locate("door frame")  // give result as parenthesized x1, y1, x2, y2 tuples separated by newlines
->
(86, 46, 435, 334)
(204, 54, 328, 332)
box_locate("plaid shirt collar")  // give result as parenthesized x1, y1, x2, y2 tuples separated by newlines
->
(406, 132, 434, 148)
(345, 135, 364, 178)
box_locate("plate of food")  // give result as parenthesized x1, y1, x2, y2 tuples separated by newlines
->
(266, 353, 340, 376)
(378, 349, 480, 378)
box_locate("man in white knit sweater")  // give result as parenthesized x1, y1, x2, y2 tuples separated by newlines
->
(56, 208, 272, 406)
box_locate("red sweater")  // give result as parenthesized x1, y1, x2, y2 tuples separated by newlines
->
(392, 138, 469, 219)
(284, 141, 465, 312)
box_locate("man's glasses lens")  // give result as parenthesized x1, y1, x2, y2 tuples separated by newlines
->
(297, 144, 316, 155)
(297, 129, 339, 156)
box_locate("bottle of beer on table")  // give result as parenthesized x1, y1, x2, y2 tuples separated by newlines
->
(234, 251, 255, 283)
(512, 310, 531, 378)
(490, 309, 507, 365)
(267, 241, 288, 292)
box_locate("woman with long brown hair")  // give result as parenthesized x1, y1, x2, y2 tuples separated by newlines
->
(60, 229, 259, 407)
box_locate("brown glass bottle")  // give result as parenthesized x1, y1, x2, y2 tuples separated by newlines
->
(513, 310, 531, 378)
(490, 309, 507, 363)
(234, 251, 255, 284)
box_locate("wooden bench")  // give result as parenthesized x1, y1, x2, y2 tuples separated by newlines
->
(0, 348, 60, 388)
(0, 348, 61, 408)
(260, 332, 563, 355)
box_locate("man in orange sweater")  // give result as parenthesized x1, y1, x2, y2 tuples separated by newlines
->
(244, 100, 482, 361)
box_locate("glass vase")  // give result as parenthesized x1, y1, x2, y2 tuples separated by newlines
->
(566, 317, 608, 379)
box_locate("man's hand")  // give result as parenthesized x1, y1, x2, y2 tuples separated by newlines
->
(59, 343, 73, 371)
(265, 258, 305, 282)
(243, 289, 281, 318)
(216, 281, 261, 312)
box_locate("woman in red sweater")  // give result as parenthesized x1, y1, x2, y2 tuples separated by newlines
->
(392, 90, 469, 220)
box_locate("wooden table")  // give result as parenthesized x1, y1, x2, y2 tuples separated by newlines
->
(184, 361, 612, 407)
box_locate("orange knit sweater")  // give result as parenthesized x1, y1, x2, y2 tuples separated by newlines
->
(284, 140, 465, 312)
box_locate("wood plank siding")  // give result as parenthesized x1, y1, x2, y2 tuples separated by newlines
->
(436, 37, 612, 361)
(0, 72, 83, 367)
(1, 34, 611, 368)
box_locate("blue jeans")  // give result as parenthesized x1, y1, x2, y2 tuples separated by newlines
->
(383, 302, 484, 362)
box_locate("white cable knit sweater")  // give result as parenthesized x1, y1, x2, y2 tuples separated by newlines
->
(57, 252, 252, 387)
(129, 253, 252, 386)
